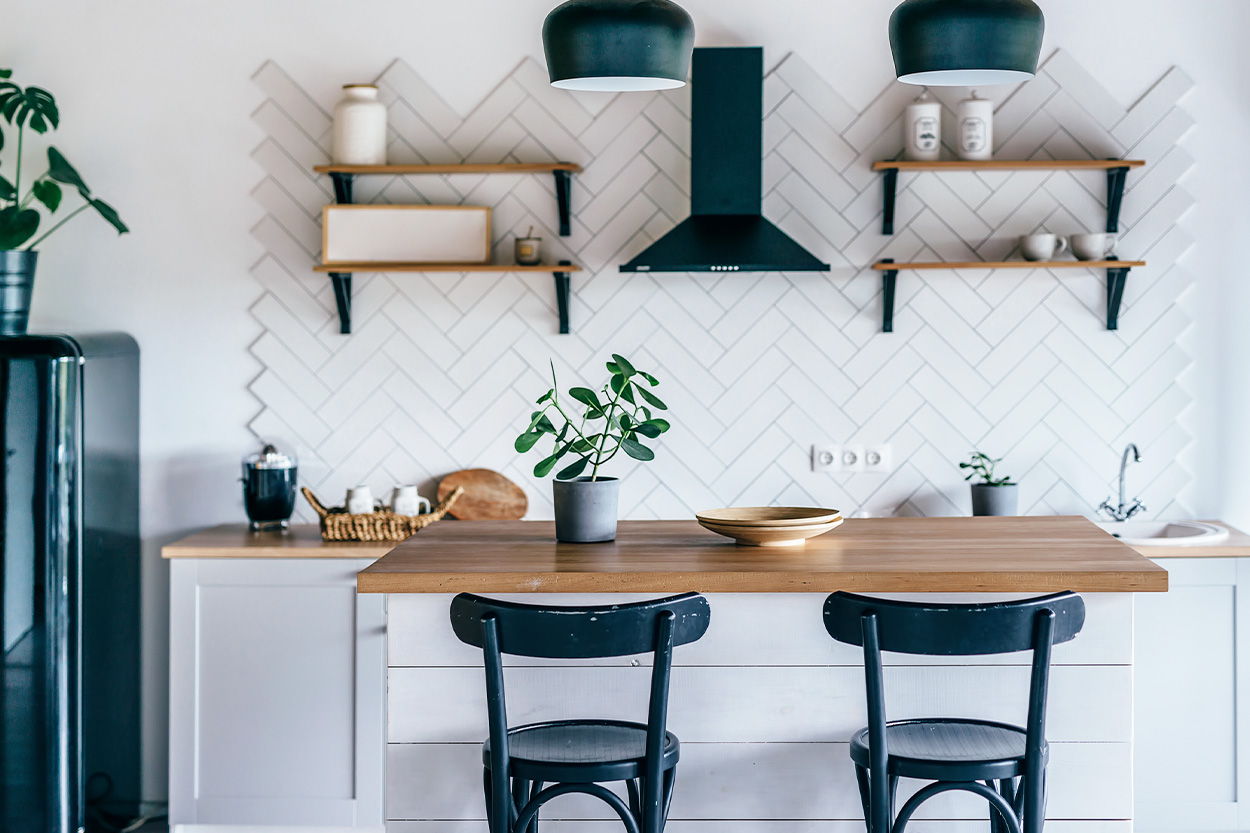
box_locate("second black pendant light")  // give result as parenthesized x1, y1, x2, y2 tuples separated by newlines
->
(543, 0, 695, 91)
(889, 0, 1045, 86)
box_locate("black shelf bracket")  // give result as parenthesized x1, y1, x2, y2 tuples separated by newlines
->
(554, 260, 572, 334)
(1106, 164, 1130, 233)
(1106, 257, 1131, 331)
(329, 273, 352, 334)
(553, 169, 573, 237)
(330, 172, 355, 205)
(881, 168, 899, 235)
(880, 258, 898, 333)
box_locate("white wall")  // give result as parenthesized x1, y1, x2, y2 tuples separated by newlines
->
(3, 0, 1246, 806)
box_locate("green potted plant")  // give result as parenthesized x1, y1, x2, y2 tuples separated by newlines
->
(0, 69, 129, 335)
(515, 354, 670, 542)
(960, 451, 1018, 516)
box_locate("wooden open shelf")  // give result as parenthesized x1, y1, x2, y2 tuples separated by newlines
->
(314, 162, 582, 175)
(872, 259, 1145, 271)
(872, 159, 1145, 172)
(873, 159, 1145, 236)
(315, 263, 582, 273)
(874, 258, 1145, 333)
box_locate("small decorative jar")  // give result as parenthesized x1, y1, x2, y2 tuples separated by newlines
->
(332, 84, 388, 165)
(957, 91, 994, 161)
(242, 443, 298, 532)
(515, 226, 543, 266)
(904, 90, 941, 161)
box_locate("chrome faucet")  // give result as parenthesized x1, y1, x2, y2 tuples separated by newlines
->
(1098, 443, 1146, 521)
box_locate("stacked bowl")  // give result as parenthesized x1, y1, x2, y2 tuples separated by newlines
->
(695, 507, 843, 547)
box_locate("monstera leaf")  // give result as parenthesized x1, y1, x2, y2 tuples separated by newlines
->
(47, 147, 89, 197)
(0, 81, 58, 133)
(0, 205, 40, 249)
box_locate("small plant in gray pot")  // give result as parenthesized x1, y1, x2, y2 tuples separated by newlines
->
(0, 69, 129, 335)
(515, 354, 670, 542)
(960, 451, 1018, 516)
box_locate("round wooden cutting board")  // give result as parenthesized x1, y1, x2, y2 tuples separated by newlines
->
(437, 469, 528, 520)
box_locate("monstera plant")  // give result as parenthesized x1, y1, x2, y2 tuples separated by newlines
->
(0, 69, 128, 333)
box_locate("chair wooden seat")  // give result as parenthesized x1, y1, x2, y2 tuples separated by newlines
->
(850, 718, 1044, 781)
(484, 720, 680, 783)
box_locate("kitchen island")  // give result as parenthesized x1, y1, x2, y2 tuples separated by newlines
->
(367, 515, 1163, 833)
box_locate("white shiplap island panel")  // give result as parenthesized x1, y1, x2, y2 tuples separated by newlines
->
(384, 592, 1133, 829)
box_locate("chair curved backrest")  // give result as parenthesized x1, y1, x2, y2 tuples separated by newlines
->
(823, 591, 1085, 655)
(824, 591, 1085, 833)
(451, 592, 710, 833)
(450, 592, 711, 658)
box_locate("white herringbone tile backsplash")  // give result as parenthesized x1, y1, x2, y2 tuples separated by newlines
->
(248, 49, 1195, 521)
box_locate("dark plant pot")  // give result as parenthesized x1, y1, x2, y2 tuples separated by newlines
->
(553, 476, 620, 543)
(971, 483, 1019, 516)
(0, 250, 37, 336)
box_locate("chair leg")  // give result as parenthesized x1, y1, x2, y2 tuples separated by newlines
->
(662, 768, 677, 823)
(854, 765, 871, 831)
(483, 769, 497, 833)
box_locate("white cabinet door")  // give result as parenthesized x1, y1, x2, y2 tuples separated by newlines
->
(169, 558, 384, 829)
(1135, 558, 1250, 831)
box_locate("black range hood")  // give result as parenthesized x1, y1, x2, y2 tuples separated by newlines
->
(620, 46, 830, 274)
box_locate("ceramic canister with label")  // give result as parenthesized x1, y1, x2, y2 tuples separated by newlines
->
(904, 91, 942, 162)
(957, 91, 994, 161)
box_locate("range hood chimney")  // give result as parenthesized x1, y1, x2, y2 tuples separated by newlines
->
(620, 47, 830, 274)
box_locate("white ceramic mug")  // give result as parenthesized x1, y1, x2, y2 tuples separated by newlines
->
(1019, 233, 1068, 262)
(1070, 233, 1116, 261)
(346, 485, 375, 515)
(391, 485, 430, 516)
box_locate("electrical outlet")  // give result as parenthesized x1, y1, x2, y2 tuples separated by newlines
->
(811, 444, 840, 473)
(863, 444, 893, 472)
(841, 445, 865, 473)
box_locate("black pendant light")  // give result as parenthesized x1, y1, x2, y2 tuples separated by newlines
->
(889, 0, 1044, 86)
(543, 0, 695, 92)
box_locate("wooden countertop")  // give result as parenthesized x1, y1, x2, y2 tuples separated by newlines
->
(356, 516, 1167, 594)
(161, 524, 398, 559)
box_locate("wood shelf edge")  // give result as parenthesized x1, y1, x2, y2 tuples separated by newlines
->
(313, 162, 583, 174)
(872, 159, 1146, 171)
(315, 263, 583, 273)
(873, 260, 1146, 271)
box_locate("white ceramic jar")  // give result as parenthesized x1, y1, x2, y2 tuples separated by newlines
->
(332, 84, 388, 166)
(904, 91, 941, 162)
(957, 91, 994, 161)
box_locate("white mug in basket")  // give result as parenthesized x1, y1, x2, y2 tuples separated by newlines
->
(391, 485, 430, 516)
(346, 485, 375, 514)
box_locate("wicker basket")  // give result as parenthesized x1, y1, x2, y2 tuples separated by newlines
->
(302, 485, 464, 542)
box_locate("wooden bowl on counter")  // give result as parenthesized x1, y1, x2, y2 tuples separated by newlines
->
(696, 507, 843, 547)
(696, 507, 842, 527)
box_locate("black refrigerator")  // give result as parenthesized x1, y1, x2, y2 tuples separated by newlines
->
(0, 333, 141, 833)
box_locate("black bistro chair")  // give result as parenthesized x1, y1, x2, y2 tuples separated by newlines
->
(823, 591, 1086, 833)
(449, 592, 710, 833)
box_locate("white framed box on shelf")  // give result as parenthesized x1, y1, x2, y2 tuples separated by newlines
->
(321, 204, 491, 266)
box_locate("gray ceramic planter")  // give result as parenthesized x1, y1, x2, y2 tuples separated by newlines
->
(553, 476, 620, 542)
(0, 250, 37, 336)
(971, 483, 1018, 516)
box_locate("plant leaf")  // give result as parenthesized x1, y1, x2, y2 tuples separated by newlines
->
(0, 174, 14, 202)
(533, 443, 571, 478)
(0, 70, 11, 79)
(645, 418, 670, 433)
(606, 359, 620, 374)
(620, 437, 654, 461)
(514, 431, 543, 453)
(32, 180, 60, 212)
(536, 389, 553, 405)
(89, 198, 128, 234)
(555, 457, 588, 480)
(609, 373, 626, 396)
(635, 421, 663, 439)
(621, 384, 636, 405)
(636, 386, 667, 410)
(569, 438, 595, 454)
(0, 205, 40, 249)
(568, 386, 601, 409)
(46, 148, 90, 196)
(611, 353, 636, 376)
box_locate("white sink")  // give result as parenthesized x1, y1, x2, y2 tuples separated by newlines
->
(1095, 520, 1229, 546)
